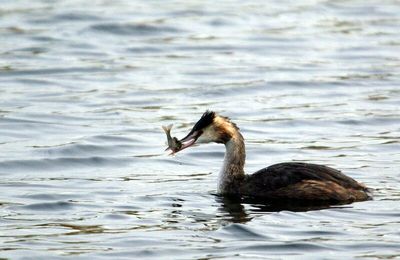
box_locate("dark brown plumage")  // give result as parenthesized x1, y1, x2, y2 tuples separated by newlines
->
(241, 162, 370, 202)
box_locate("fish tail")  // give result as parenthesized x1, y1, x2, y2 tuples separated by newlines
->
(162, 124, 173, 134)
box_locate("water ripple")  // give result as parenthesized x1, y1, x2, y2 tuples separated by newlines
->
(0, 156, 133, 173)
(90, 23, 182, 36)
(21, 201, 74, 211)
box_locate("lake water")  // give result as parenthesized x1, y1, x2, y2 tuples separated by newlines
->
(1, 0, 400, 259)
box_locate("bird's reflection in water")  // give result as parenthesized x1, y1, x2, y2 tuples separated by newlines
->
(216, 196, 250, 223)
(216, 195, 349, 223)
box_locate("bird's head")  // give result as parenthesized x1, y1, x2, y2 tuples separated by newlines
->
(176, 111, 238, 153)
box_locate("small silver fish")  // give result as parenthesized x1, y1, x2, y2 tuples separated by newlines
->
(162, 124, 182, 153)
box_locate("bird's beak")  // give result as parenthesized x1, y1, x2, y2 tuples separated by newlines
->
(175, 130, 201, 153)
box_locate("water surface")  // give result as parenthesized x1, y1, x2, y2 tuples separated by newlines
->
(1, 0, 400, 259)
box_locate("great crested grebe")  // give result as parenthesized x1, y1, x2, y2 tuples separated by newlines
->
(172, 111, 371, 203)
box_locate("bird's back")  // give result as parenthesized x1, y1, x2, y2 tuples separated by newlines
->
(241, 162, 370, 202)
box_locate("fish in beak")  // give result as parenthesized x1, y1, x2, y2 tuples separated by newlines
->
(162, 124, 182, 153)
(162, 124, 201, 154)
(163, 111, 216, 154)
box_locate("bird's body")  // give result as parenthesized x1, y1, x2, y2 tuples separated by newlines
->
(171, 111, 371, 203)
(241, 163, 369, 201)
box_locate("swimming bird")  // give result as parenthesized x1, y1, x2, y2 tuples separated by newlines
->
(172, 111, 371, 203)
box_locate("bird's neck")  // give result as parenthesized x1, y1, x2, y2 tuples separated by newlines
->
(218, 130, 246, 194)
